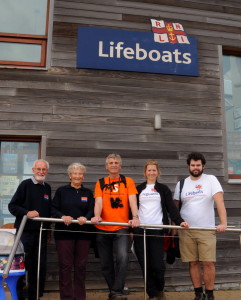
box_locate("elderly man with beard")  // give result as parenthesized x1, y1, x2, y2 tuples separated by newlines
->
(9, 159, 51, 300)
(174, 152, 227, 300)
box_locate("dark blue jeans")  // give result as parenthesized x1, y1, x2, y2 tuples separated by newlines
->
(133, 228, 165, 298)
(18, 230, 48, 300)
(96, 228, 130, 295)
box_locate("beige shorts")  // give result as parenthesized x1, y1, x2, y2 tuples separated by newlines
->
(179, 229, 216, 262)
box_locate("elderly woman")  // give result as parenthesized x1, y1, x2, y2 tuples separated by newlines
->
(133, 159, 188, 300)
(51, 163, 94, 300)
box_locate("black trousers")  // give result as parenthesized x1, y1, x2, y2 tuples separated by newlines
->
(55, 239, 91, 300)
(133, 228, 165, 298)
(18, 230, 48, 300)
(96, 228, 130, 295)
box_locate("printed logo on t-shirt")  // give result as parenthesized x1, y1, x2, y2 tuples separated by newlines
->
(81, 197, 88, 202)
(112, 184, 119, 193)
(185, 184, 204, 197)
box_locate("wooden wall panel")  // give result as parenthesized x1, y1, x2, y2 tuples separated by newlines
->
(1, 0, 241, 293)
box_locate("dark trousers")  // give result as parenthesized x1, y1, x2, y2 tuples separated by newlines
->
(96, 228, 129, 295)
(133, 228, 165, 298)
(19, 230, 48, 300)
(55, 239, 91, 300)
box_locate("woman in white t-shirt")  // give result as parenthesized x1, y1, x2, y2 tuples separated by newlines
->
(133, 159, 188, 300)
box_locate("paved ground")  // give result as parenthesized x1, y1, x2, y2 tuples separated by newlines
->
(42, 290, 241, 300)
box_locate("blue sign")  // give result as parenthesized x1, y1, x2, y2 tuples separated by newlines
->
(77, 26, 199, 76)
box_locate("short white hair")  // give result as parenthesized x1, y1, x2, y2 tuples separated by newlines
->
(33, 159, 49, 170)
(67, 163, 86, 174)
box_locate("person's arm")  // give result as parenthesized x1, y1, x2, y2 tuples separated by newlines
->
(128, 194, 140, 227)
(164, 187, 188, 234)
(51, 187, 73, 225)
(91, 197, 103, 223)
(51, 188, 64, 218)
(84, 190, 95, 219)
(173, 199, 180, 209)
(213, 191, 227, 232)
(163, 186, 184, 225)
(78, 190, 95, 225)
(171, 180, 183, 234)
(8, 181, 32, 217)
(173, 180, 181, 210)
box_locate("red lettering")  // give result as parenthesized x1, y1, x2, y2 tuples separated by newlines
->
(158, 35, 166, 42)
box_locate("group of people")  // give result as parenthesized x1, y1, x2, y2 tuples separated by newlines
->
(8, 152, 227, 300)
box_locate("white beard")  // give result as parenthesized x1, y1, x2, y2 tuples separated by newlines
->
(35, 175, 46, 182)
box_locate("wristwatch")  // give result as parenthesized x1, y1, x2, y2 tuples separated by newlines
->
(133, 215, 139, 219)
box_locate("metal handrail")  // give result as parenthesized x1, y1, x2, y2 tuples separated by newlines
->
(2, 216, 241, 300)
(31, 218, 241, 300)
(30, 217, 241, 232)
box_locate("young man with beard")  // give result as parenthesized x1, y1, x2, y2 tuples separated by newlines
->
(174, 152, 227, 300)
(9, 159, 51, 300)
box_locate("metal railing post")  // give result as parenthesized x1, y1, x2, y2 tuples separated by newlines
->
(2, 215, 28, 279)
(2, 215, 28, 300)
(36, 222, 43, 300)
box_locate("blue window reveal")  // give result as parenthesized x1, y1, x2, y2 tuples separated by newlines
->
(223, 55, 241, 179)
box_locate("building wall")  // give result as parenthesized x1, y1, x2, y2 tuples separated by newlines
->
(1, 0, 241, 292)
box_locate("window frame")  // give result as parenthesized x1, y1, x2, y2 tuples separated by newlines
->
(0, 38, 47, 67)
(0, 135, 42, 156)
(0, 0, 52, 69)
(221, 46, 241, 183)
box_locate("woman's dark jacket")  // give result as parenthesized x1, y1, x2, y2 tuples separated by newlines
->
(51, 184, 94, 240)
(136, 181, 184, 232)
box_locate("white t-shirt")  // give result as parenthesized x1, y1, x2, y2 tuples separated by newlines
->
(139, 184, 163, 229)
(173, 174, 223, 228)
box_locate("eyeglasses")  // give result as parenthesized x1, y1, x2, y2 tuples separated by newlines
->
(110, 197, 123, 208)
(34, 168, 47, 172)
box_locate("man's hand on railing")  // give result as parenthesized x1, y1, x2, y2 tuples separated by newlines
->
(180, 222, 189, 228)
(27, 210, 39, 218)
(128, 218, 140, 228)
(91, 216, 102, 223)
(216, 223, 227, 233)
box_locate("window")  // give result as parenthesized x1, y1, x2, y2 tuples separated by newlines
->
(0, 0, 52, 68)
(0, 137, 41, 226)
(223, 51, 241, 181)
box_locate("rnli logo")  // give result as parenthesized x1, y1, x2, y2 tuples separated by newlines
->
(186, 184, 203, 196)
(195, 185, 202, 190)
(151, 19, 190, 44)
